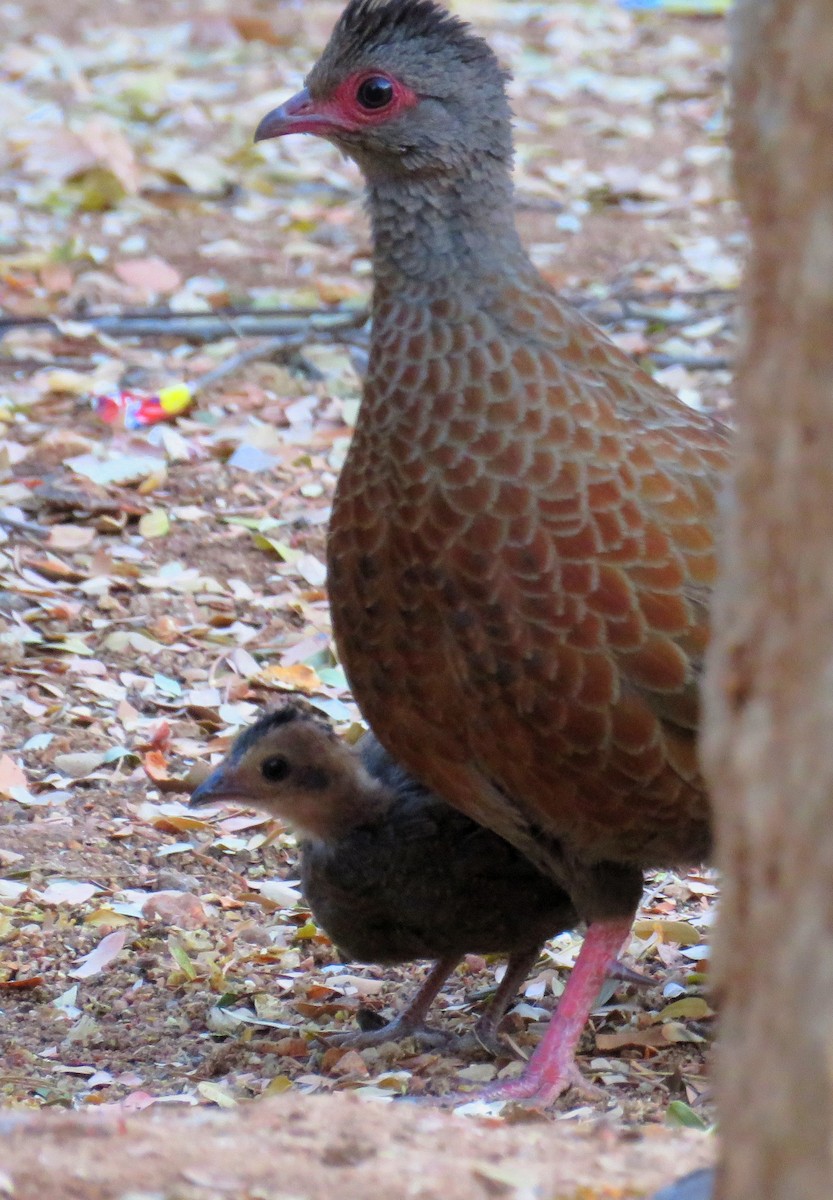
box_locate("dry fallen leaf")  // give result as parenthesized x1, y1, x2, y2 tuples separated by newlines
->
(38, 880, 100, 905)
(69, 930, 128, 979)
(0, 755, 27, 798)
(142, 750, 173, 782)
(115, 258, 183, 296)
(46, 524, 97, 551)
(142, 891, 209, 930)
(632, 918, 703, 946)
(138, 508, 171, 539)
(255, 663, 322, 691)
(53, 751, 108, 779)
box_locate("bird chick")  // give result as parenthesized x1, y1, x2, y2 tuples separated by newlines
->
(190, 700, 639, 1053)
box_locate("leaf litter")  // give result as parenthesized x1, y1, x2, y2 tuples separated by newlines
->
(0, 0, 729, 1164)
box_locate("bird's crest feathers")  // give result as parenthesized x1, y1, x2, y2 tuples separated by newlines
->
(229, 699, 336, 763)
(332, 0, 490, 65)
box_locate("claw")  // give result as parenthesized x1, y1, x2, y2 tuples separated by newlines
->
(325, 1016, 455, 1050)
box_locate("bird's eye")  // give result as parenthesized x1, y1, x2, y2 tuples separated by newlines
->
(356, 76, 394, 111)
(261, 755, 291, 783)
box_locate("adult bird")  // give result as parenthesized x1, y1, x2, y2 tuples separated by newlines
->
(254, 0, 730, 1104)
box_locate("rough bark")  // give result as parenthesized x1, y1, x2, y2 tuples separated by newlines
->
(701, 2, 833, 1198)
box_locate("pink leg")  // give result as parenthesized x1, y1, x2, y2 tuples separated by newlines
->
(475, 948, 649, 1056)
(465, 918, 633, 1106)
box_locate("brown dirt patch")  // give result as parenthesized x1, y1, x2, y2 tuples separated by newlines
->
(0, 1093, 713, 1200)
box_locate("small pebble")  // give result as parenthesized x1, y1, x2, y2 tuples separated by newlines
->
(156, 868, 200, 892)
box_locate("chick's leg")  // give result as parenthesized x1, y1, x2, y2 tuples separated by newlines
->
(330, 955, 461, 1049)
(473, 945, 540, 1054)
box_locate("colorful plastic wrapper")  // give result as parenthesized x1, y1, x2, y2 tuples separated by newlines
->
(92, 383, 193, 430)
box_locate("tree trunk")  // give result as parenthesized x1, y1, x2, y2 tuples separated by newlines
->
(701, 2, 833, 1198)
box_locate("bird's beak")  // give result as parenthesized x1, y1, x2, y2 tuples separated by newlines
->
(254, 88, 335, 141)
(189, 764, 243, 808)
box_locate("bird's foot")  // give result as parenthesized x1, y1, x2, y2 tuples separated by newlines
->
(471, 1012, 527, 1059)
(443, 1053, 601, 1110)
(445, 919, 633, 1110)
(471, 1021, 508, 1059)
(324, 1011, 454, 1050)
(609, 957, 653, 988)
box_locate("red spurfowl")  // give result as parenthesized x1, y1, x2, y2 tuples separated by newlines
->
(190, 700, 640, 1053)
(254, 0, 730, 1104)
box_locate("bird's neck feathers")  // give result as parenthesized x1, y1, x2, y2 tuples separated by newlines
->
(366, 164, 528, 297)
(295, 763, 393, 845)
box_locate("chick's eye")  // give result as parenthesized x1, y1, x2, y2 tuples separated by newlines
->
(262, 755, 291, 783)
(356, 75, 394, 111)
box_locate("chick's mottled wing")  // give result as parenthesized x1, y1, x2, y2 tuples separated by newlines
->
(304, 766, 577, 961)
(301, 793, 482, 961)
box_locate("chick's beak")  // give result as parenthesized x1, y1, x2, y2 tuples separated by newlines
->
(254, 88, 330, 142)
(189, 764, 242, 808)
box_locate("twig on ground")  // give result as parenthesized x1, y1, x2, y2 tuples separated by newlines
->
(622, 301, 733, 326)
(189, 335, 312, 396)
(0, 514, 49, 542)
(648, 352, 732, 371)
(0, 291, 735, 343)
(0, 357, 98, 372)
(0, 308, 369, 343)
